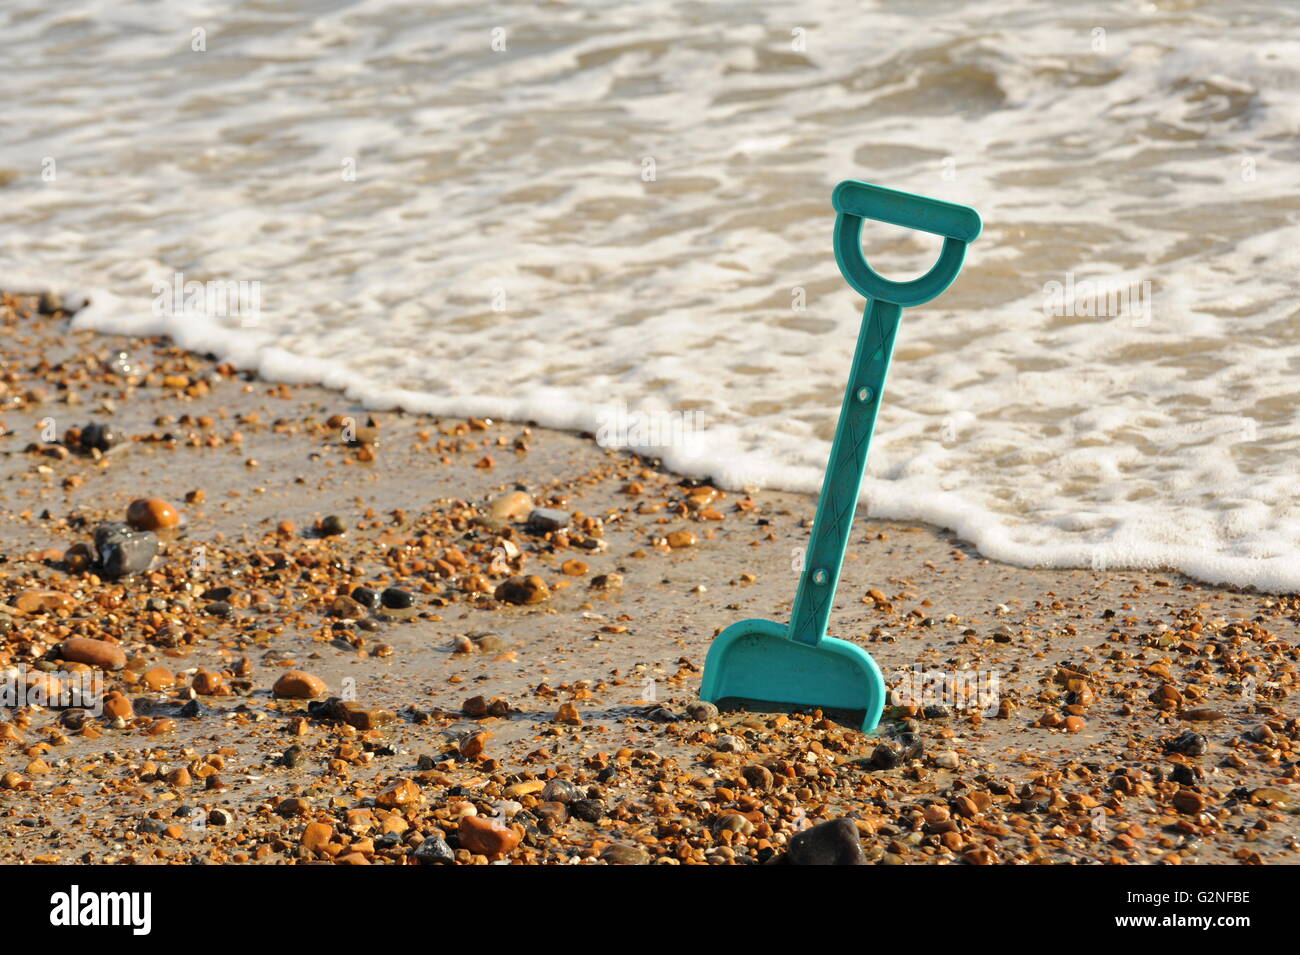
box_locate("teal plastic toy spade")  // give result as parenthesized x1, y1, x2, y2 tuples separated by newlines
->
(699, 180, 981, 732)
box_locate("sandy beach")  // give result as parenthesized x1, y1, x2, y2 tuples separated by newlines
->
(0, 293, 1295, 865)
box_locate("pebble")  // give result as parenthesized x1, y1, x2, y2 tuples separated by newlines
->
(126, 498, 181, 531)
(1168, 730, 1209, 757)
(141, 670, 174, 691)
(277, 797, 310, 817)
(487, 490, 534, 526)
(554, 702, 582, 725)
(713, 813, 754, 835)
(896, 732, 925, 760)
(78, 421, 119, 453)
(788, 818, 867, 865)
(871, 741, 903, 769)
(330, 595, 368, 619)
(666, 530, 697, 549)
(541, 779, 578, 803)
(686, 701, 719, 721)
(318, 515, 347, 537)
(272, 670, 328, 699)
(61, 542, 95, 573)
(92, 523, 159, 578)
(14, 590, 75, 615)
(191, 669, 226, 695)
(1249, 787, 1290, 808)
(331, 700, 396, 731)
(376, 778, 421, 807)
(103, 692, 134, 720)
(1246, 724, 1274, 743)
(458, 694, 510, 718)
(590, 572, 624, 590)
(58, 637, 126, 671)
(601, 843, 650, 865)
(934, 751, 961, 770)
(715, 734, 747, 753)
(59, 709, 90, 730)
(301, 821, 333, 852)
(413, 832, 455, 864)
(350, 586, 381, 609)
(458, 815, 521, 858)
(568, 798, 604, 823)
(534, 802, 568, 830)
(380, 587, 414, 609)
(503, 780, 544, 799)
(527, 508, 570, 533)
(1172, 789, 1206, 814)
(561, 559, 589, 576)
(179, 699, 211, 719)
(740, 764, 774, 790)
(495, 575, 550, 605)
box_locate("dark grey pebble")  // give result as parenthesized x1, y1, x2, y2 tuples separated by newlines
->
(871, 741, 903, 769)
(180, 699, 211, 718)
(93, 523, 158, 578)
(526, 508, 570, 533)
(569, 798, 604, 822)
(1168, 730, 1209, 757)
(319, 515, 346, 536)
(350, 586, 381, 609)
(787, 818, 866, 865)
(380, 587, 414, 609)
(79, 421, 120, 452)
(413, 832, 455, 864)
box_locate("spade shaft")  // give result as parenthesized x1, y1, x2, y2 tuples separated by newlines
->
(788, 297, 901, 647)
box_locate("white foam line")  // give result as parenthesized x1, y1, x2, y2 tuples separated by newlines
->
(35, 282, 1300, 594)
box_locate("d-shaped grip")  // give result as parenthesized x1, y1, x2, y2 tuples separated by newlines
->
(832, 180, 981, 307)
(832, 180, 981, 242)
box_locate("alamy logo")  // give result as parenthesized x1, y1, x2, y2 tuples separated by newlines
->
(594, 401, 706, 450)
(892, 664, 1001, 716)
(1042, 271, 1151, 326)
(152, 270, 262, 327)
(1, 668, 102, 714)
(49, 885, 151, 935)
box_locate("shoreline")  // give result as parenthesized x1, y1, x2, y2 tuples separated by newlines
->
(1, 291, 1297, 865)
(32, 283, 1294, 595)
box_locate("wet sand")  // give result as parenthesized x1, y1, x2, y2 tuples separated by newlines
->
(1, 293, 1297, 865)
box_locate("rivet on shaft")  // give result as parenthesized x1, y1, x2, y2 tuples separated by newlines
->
(812, 568, 829, 585)
(857, 386, 873, 403)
